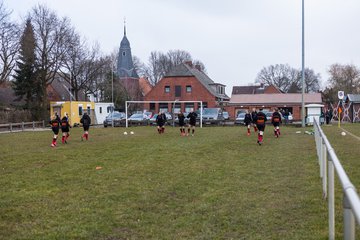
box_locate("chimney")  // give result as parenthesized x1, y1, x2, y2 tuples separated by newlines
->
(184, 61, 193, 68)
(195, 64, 202, 71)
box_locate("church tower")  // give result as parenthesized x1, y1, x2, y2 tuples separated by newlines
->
(116, 22, 142, 103)
(117, 24, 138, 79)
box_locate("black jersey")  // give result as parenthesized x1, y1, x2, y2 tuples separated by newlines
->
(187, 112, 197, 126)
(49, 118, 60, 133)
(255, 111, 267, 126)
(271, 112, 282, 124)
(244, 113, 252, 125)
(177, 113, 186, 126)
(61, 117, 70, 132)
(156, 113, 167, 126)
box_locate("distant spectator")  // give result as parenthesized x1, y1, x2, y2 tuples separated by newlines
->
(283, 109, 289, 125)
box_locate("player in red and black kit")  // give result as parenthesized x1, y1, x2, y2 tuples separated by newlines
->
(244, 110, 253, 136)
(271, 108, 282, 138)
(49, 113, 60, 147)
(80, 112, 91, 141)
(156, 111, 167, 134)
(177, 111, 186, 136)
(186, 108, 198, 136)
(60, 113, 70, 144)
(254, 109, 267, 145)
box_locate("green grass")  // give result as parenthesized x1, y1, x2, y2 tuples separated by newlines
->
(0, 124, 357, 239)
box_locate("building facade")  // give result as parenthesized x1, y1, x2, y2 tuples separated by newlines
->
(226, 85, 323, 121)
(144, 61, 229, 113)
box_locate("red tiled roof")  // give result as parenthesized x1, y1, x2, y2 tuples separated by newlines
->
(229, 93, 322, 104)
(139, 77, 152, 96)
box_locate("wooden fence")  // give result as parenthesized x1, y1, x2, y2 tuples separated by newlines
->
(0, 121, 46, 132)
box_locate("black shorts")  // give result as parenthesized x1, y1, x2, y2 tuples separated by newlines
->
(272, 122, 280, 127)
(52, 128, 59, 135)
(257, 124, 265, 131)
(83, 125, 90, 131)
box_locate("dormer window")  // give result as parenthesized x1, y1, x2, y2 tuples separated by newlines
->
(217, 85, 224, 94)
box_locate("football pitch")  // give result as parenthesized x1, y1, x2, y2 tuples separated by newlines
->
(0, 124, 359, 239)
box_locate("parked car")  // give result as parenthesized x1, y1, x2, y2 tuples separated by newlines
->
(234, 112, 246, 125)
(149, 113, 173, 125)
(103, 111, 126, 127)
(128, 113, 149, 125)
(223, 111, 229, 120)
(265, 112, 285, 123)
(201, 108, 224, 125)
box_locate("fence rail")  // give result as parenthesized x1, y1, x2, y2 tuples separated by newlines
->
(314, 119, 360, 240)
(0, 121, 45, 132)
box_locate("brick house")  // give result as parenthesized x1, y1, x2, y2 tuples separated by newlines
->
(226, 84, 322, 121)
(144, 61, 229, 113)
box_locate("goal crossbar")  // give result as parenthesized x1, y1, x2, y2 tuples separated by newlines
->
(125, 100, 203, 128)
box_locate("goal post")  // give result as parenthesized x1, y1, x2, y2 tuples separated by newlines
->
(125, 100, 203, 128)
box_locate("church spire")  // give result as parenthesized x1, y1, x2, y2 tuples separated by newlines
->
(117, 20, 138, 79)
(124, 17, 126, 36)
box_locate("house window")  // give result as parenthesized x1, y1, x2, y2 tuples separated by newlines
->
(87, 106, 91, 115)
(78, 106, 83, 116)
(165, 86, 170, 93)
(175, 86, 181, 97)
(99, 107, 102, 114)
(122, 51, 126, 56)
(201, 102, 207, 109)
(186, 85, 192, 93)
(185, 103, 194, 112)
(159, 103, 168, 113)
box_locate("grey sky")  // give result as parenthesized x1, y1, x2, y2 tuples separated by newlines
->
(5, 0, 360, 95)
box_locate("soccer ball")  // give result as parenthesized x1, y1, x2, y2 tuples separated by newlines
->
(341, 131, 346, 136)
(123, 131, 128, 135)
(130, 131, 134, 135)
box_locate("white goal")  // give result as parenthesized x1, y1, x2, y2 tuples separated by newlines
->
(125, 100, 203, 128)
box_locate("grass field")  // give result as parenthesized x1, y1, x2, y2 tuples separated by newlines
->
(0, 123, 359, 239)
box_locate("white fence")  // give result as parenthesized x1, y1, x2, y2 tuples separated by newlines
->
(314, 119, 360, 240)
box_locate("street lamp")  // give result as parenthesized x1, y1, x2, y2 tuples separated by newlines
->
(301, 0, 306, 127)
(111, 63, 114, 127)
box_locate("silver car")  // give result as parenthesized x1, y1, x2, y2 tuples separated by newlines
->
(235, 112, 246, 125)
(103, 111, 126, 127)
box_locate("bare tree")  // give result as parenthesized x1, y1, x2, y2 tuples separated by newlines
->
(142, 49, 207, 86)
(256, 64, 321, 93)
(59, 30, 105, 101)
(256, 64, 297, 92)
(328, 63, 360, 94)
(29, 4, 75, 118)
(0, 2, 19, 83)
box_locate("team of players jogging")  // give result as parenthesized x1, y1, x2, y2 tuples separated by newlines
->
(49, 107, 283, 147)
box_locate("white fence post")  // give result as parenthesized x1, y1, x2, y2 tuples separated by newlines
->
(322, 141, 327, 199)
(328, 160, 335, 240)
(343, 193, 355, 240)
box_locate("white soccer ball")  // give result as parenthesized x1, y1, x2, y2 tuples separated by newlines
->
(130, 131, 134, 135)
(341, 131, 346, 136)
(123, 131, 128, 135)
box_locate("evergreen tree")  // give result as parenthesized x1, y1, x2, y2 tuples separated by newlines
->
(12, 19, 40, 119)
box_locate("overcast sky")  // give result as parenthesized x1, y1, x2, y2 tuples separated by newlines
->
(4, 0, 360, 95)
